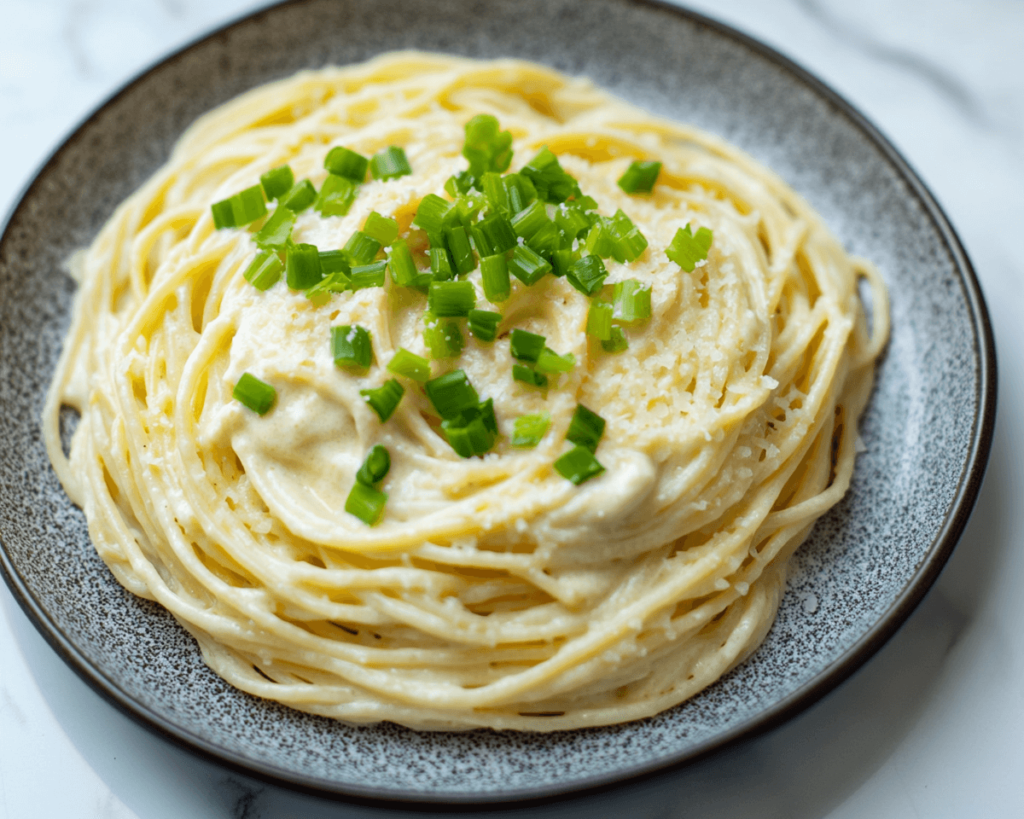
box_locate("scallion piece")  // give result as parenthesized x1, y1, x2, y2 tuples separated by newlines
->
(254, 207, 296, 250)
(617, 160, 661, 194)
(666, 223, 713, 271)
(462, 114, 514, 178)
(387, 348, 430, 383)
(602, 326, 629, 353)
(508, 245, 552, 286)
(324, 146, 369, 181)
(444, 225, 476, 275)
(211, 199, 237, 230)
(232, 373, 276, 415)
(387, 239, 419, 287)
(428, 280, 476, 317)
(551, 248, 575, 278)
(445, 171, 476, 196)
(212, 186, 267, 229)
(286, 243, 323, 290)
(346, 261, 384, 290)
(481, 172, 509, 215)
(553, 203, 593, 240)
(369, 146, 411, 180)
(504, 173, 537, 213)
(566, 255, 608, 296)
(584, 220, 617, 259)
(535, 347, 575, 374)
(521, 146, 582, 204)
(320, 250, 351, 276)
(509, 329, 546, 363)
(331, 325, 372, 369)
(612, 279, 652, 323)
(362, 211, 399, 245)
(356, 444, 391, 485)
(479, 213, 517, 254)
(279, 179, 317, 212)
(615, 226, 649, 262)
(513, 364, 547, 389)
(423, 314, 464, 359)
(566, 404, 605, 453)
(442, 413, 496, 458)
(425, 369, 480, 420)
(305, 269, 351, 305)
(344, 231, 382, 265)
(511, 200, 551, 240)
(480, 254, 510, 303)
(554, 445, 604, 485)
(260, 165, 295, 201)
(315, 173, 358, 217)
(360, 379, 405, 423)
(586, 300, 613, 340)
(511, 412, 551, 448)
(412, 194, 453, 234)
(470, 224, 493, 258)
(468, 309, 501, 342)
(345, 481, 387, 525)
(243, 251, 284, 291)
(429, 247, 455, 281)
(526, 222, 561, 258)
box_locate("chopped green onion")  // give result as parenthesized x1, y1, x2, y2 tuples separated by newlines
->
(511, 200, 551, 241)
(324, 146, 369, 181)
(428, 247, 455, 281)
(511, 412, 550, 448)
(412, 194, 453, 234)
(462, 114, 513, 178)
(508, 245, 552, 286)
(584, 220, 617, 259)
(478, 213, 517, 254)
(428, 280, 476, 317)
(315, 174, 358, 217)
(349, 261, 386, 290)
(617, 160, 661, 194)
(551, 248, 575, 278)
(369, 146, 412, 180)
(232, 372, 276, 415)
(425, 369, 480, 420)
(423, 314, 464, 359)
(468, 309, 501, 342)
(285, 243, 323, 290)
(602, 326, 629, 353)
(344, 231, 382, 265)
(387, 239, 419, 287)
(504, 173, 537, 213)
(442, 412, 496, 458)
(535, 347, 575, 374)
(345, 481, 387, 525)
(480, 254, 511, 303)
(481, 172, 509, 215)
(362, 211, 399, 245)
(254, 207, 296, 250)
(513, 363, 548, 389)
(586, 300, 613, 340)
(260, 165, 295, 201)
(612, 279, 652, 323)
(305, 269, 351, 306)
(445, 171, 476, 196)
(444, 225, 476, 274)
(566, 255, 608, 296)
(243, 251, 284, 291)
(413, 271, 434, 289)
(554, 445, 604, 485)
(387, 348, 431, 382)
(509, 329, 546, 363)
(331, 325, 372, 369)
(360, 379, 405, 423)
(470, 224, 493, 258)
(356, 444, 391, 485)
(211, 185, 267, 229)
(319, 250, 351, 277)
(553, 203, 593, 240)
(521, 147, 582, 204)
(279, 179, 317, 212)
(566, 404, 605, 452)
(614, 226, 649, 262)
(666, 223, 713, 272)
(526, 222, 561, 258)
(452, 190, 487, 226)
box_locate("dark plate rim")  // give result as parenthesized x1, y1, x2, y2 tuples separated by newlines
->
(0, 0, 998, 808)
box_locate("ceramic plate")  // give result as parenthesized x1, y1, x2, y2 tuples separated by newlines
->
(0, 0, 996, 805)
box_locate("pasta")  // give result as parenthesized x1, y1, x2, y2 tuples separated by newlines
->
(43, 52, 888, 730)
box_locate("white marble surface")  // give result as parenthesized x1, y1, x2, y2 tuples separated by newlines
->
(2, 1, 1022, 817)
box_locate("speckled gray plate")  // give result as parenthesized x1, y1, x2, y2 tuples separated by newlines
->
(0, 0, 996, 806)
